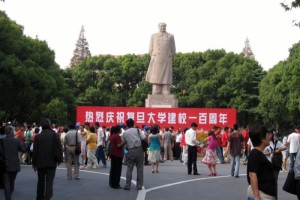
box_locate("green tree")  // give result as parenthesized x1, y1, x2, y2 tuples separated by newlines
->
(258, 42, 300, 130)
(0, 11, 74, 124)
(172, 50, 265, 126)
(72, 54, 150, 107)
(42, 98, 68, 125)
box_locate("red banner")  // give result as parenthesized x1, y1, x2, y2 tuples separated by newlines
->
(76, 106, 236, 130)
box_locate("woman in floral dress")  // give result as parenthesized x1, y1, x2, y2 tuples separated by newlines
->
(202, 131, 218, 176)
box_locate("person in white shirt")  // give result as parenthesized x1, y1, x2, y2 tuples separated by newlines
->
(264, 131, 286, 180)
(287, 126, 300, 169)
(282, 132, 290, 172)
(185, 122, 200, 175)
(174, 129, 183, 161)
(95, 122, 107, 167)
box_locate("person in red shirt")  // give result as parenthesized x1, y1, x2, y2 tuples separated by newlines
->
(242, 126, 249, 165)
(213, 126, 225, 164)
(222, 127, 230, 163)
(109, 125, 124, 189)
(15, 124, 25, 164)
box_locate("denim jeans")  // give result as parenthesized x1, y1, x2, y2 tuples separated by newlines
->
(230, 155, 240, 176)
(96, 145, 107, 166)
(290, 153, 297, 170)
(216, 147, 224, 163)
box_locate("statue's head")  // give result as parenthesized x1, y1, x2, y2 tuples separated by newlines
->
(158, 22, 167, 33)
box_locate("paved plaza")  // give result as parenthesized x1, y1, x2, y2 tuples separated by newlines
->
(2, 161, 296, 200)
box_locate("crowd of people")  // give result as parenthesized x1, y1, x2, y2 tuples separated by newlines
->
(1, 119, 300, 199)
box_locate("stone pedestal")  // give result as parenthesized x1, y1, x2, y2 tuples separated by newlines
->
(145, 94, 178, 108)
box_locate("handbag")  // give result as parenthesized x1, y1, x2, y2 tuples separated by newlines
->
(0, 139, 8, 172)
(75, 131, 81, 155)
(137, 128, 148, 152)
(272, 141, 283, 170)
(282, 170, 297, 195)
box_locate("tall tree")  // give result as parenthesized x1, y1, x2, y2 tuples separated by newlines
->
(242, 37, 255, 59)
(0, 11, 74, 124)
(70, 26, 91, 69)
(258, 41, 300, 130)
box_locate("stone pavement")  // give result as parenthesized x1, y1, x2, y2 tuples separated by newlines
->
(1, 160, 296, 200)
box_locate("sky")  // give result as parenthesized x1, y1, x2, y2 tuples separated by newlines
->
(1, 0, 300, 70)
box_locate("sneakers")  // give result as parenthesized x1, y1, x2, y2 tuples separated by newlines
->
(85, 165, 92, 169)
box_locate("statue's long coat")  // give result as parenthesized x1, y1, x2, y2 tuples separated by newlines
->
(146, 32, 176, 85)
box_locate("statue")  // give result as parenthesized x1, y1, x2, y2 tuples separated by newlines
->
(145, 22, 176, 95)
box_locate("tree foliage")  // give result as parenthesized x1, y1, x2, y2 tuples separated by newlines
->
(0, 11, 74, 124)
(71, 50, 264, 127)
(71, 54, 150, 107)
(281, 0, 300, 27)
(172, 50, 264, 126)
(258, 41, 300, 130)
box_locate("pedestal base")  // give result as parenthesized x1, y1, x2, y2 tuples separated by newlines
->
(145, 94, 178, 108)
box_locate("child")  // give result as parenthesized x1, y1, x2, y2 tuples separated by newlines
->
(202, 131, 218, 176)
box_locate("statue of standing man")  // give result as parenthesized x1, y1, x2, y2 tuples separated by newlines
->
(146, 22, 176, 95)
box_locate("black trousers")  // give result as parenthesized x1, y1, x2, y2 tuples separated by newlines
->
(187, 145, 198, 174)
(36, 167, 56, 200)
(3, 171, 18, 200)
(109, 156, 123, 188)
(144, 151, 149, 165)
(174, 142, 181, 160)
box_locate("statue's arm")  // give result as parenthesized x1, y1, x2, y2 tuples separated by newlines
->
(171, 36, 176, 55)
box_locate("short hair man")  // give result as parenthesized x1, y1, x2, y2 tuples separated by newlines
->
(185, 122, 200, 175)
(64, 124, 81, 180)
(95, 122, 107, 168)
(122, 118, 145, 190)
(32, 118, 63, 200)
(227, 124, 244, 178)
(287, 126, 300, 169)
